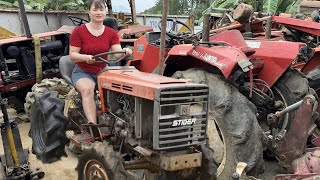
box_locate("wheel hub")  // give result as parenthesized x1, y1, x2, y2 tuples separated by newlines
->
(85, 160, 109, 180)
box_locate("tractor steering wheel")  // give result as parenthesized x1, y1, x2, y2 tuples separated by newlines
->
(93, 50, 127, 66)
(158, 19, 193, 39)
(68, 15, 89, 26)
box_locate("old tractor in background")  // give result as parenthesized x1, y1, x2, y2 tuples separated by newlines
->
(206, 4, 320, 163)
(124, 7, 319, 178)
(0, 0, 72, 179)
(0, 0, 72, 118)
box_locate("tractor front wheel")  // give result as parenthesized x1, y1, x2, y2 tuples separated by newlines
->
(172, 69, 264, 179)
(77, 142, 129, 180)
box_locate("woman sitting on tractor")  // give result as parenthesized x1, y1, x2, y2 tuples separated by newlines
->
(69, 0, 132, 124)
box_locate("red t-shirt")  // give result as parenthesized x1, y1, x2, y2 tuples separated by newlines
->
(69, 24, 120, 74)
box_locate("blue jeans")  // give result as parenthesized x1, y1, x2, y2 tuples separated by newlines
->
(71, 65, 97, 87)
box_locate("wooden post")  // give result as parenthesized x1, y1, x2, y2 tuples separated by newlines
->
(128, 0, 137, 24)
(202, 14, 210, 42)
(18, 0, 31, 38)
(265, 16, 272, 39)
(159, 0, 169, 75)
(106, 0, 113, 17)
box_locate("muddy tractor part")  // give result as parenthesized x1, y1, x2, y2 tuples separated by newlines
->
(267, 95, 317, 167)
(275, 148, 320, 179)
(0, 93, 44, 179)
(1, 0, 70, 113)
(129, 10, 320, 178)
(233, 3, 253, 24)
(300, 1, 320, 14)
(0, 27, 16, 39)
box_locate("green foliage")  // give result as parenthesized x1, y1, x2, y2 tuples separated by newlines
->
(0, 0, 88, 11)
(213, 0, 238, 9)
(143, 0, 211, 20)
(0, 0, 13, 7)
(143, 0, 166, 14)
(283, 0, 302, 14)
(262, 0, 278, 13)
(143, 0, 302, 24)
(212, 0, 301, 14)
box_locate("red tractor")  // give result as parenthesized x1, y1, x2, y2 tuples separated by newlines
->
(29, 19, 270, 179)
(127, 16, 319, 178)
(30, 50, 222, 179)
(27, 4, 320, 179)
(29, 13, 320, 179)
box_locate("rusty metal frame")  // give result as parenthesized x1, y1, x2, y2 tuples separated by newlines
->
(160, 152, 202, 171)
(269, 95, 316, 166)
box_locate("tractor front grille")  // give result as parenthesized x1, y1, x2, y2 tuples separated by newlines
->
(153, 85, 209, 150)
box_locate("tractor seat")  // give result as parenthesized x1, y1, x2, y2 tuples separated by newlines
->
(103, 17, 119, 31)
(59, 55, 75, 85)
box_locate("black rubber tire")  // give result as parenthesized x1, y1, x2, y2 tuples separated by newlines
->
(172, 68, 264, 180)
(77, 142, 129, 180)
(31, 91, 69, 163)
(306, 66, 320, 99)
(272, 68, 311, 129)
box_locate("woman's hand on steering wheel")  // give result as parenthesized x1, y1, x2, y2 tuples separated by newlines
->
(92, 50, 128, 66)
(123, 47, 133, 56)
(84, 55, 95, 64)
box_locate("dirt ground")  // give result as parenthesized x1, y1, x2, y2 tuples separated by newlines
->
(0, 121, 78, 180)
(0, 112, 283, 180)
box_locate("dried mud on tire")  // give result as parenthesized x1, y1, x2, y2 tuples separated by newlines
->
(172, 68, 264, 179)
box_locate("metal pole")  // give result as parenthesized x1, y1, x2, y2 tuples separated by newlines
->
(265, 16, 272, 39)
(129, 0, 137, 24)
(18, 0, 31, 38)
(106, 0, 113, 17)
(158, 0, 169, 75)
(202, 14, 210, 42)
(1, 95, 20, 168)
(33, 35, 42, 83)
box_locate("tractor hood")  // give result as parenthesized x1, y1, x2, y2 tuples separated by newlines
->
(98, 67, 199, 100)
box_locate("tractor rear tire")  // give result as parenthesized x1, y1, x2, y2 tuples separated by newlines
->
(25, 78, 73, 116)
(272, 68, 312, 129)
(172, 69, 264, 179)
(31, 91, 69, 163)
(77, 142, 130, 180)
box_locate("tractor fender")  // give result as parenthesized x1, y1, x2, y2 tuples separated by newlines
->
(165, 44, 252, 78)
(247, 40, 306, 87)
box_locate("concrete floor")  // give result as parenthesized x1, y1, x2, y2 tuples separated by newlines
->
(0, 122, 78, 180)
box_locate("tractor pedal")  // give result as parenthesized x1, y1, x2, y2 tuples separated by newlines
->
(71, 131, 94, 144)
(70, 130, 111, 145)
